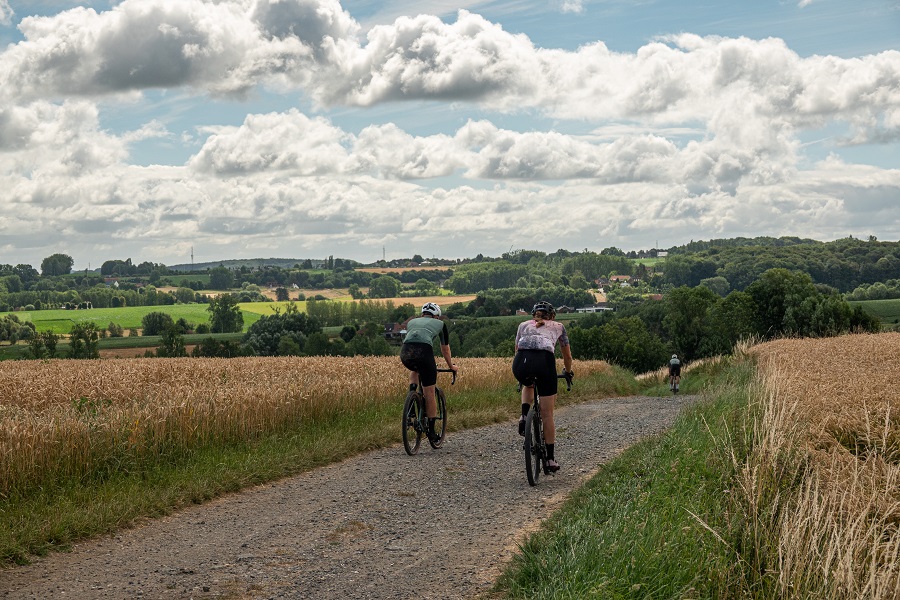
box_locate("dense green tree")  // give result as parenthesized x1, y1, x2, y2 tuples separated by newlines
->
(173, 287, 196, 303)
(745, 269, 819, 336)
(14, 264, 40, 284)
(208, 294, 244, 333)
(413, 278, 437, 295)
(191, 337, 244, 358)
(304, 331, 337, 355)
(209, 266, 234, 290)
(0, 314, 35, 344)
(368, 275, 402, 298)
(156, 326, 187, 357)
(242, 310, 320, 356)
(28, 330, 59, 359)
(0, 275, 22, 293)
(69, 323, 100, 359)
(699, 276, 731, 297)
(141, 311, 175, 336)
(663, 286, 719, 360)
(40, 253, 74, 277)
(568, 317, 669, 372)
(445, 262, 528, 293)
(339, 325, 357, 342)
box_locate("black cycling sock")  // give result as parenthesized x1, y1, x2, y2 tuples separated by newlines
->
(409, 383, 417, 392)
(521, 403, 530, 418)
(427, 417, 436, 433)
(546, 444, 555, 460)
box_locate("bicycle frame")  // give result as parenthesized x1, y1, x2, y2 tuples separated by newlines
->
(403, 368, 456, 455)
(522, 371, 572, 486)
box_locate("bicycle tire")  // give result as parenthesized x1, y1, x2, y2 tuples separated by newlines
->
(402, 391, 422, 455)
(524, 406, 543, 486)
(428, 387, 448, 449)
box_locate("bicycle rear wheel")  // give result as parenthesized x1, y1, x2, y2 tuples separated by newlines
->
(428, 387, 448, 449)
(402, 391, 423, 455)
(524, 407, 543, 486)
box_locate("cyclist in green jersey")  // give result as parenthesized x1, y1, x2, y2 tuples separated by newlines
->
(400, 302, 458, 443)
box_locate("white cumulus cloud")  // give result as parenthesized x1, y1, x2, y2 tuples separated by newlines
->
(0, 1, 13, 26)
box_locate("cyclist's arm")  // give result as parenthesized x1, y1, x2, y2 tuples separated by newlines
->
(560, 343, 573, 374)
(439, 342, 456, 371)
(439, 322, 456, 371)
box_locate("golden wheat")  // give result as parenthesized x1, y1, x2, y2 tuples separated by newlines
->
(748, 333, 900, 598)
(0, 356, 610, 496)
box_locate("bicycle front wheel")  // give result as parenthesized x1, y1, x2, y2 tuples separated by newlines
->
(524, 407, 543, 486)
(428, 387, 448, 449)
(402, 391, 423, 455)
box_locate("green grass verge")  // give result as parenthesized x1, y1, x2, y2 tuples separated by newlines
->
(494, 357, 756, 599)
(0, 366, 641, 566)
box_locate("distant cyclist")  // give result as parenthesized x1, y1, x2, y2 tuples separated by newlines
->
(400, 302, 458, 443)
(668, 354, 682, 393)
(512, 301, 573, 472)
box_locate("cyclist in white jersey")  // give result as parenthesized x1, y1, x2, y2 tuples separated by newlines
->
(512, 301, 573, 472)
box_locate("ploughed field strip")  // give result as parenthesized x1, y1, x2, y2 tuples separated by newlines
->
(0, 395, 687, 600)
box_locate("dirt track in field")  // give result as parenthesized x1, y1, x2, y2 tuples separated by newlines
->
(0, 394, 691, 600)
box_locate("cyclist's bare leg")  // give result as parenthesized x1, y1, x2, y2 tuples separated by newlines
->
(409, 371, 419, 388)
(540, 394, 557, 444)
(520, 384, 535, 409)
(422, 384, 437, 419)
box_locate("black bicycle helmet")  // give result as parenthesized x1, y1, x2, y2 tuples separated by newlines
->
(532, 301, 554, 317)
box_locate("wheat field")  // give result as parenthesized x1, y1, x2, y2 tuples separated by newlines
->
(0, 356, 611, 498)
(748, 333, 900, 598)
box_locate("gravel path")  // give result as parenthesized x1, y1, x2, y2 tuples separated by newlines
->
(0, 394, 690, 600)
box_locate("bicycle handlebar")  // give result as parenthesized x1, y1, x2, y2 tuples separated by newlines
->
(436, 368, 457, 385)
(558, 371, 573, 392)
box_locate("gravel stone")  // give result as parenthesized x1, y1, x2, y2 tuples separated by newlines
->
(0, 394, 690, 599)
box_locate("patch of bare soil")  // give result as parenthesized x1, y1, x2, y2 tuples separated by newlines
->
(99, 346, 198, 359)
(0, 394, 691, 600)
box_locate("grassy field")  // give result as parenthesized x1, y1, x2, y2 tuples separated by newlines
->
(629, 257, 665, 267)
(849, 298, 900, 325)
(2, 304, 263, 334)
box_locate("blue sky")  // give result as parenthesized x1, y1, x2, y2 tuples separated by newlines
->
(1, 0, 899, 269)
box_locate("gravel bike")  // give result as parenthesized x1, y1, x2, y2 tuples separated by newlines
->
(669, 373, 680, 395)
(523, 371, 573, 486)
(402, 368, 456, 455)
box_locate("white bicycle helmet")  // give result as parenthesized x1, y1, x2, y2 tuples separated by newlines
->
(672, 354, 678, 359)
(422, 302, 441, 317)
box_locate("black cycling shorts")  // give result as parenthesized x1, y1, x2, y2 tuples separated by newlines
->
(512, 349, 558, 397)
(400, 342, 438, 387)
(669, 366, 681, 377)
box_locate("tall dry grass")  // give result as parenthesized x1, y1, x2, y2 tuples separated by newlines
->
(741, 333, 900, 598)
(0, 356, 611, 498)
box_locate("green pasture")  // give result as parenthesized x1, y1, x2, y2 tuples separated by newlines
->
(2, 304, 264, 334)
(630, 257, 665, 267)
(849, 298, 900, 324)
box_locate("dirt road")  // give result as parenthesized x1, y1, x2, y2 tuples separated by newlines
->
(0, 394, 689, 600)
